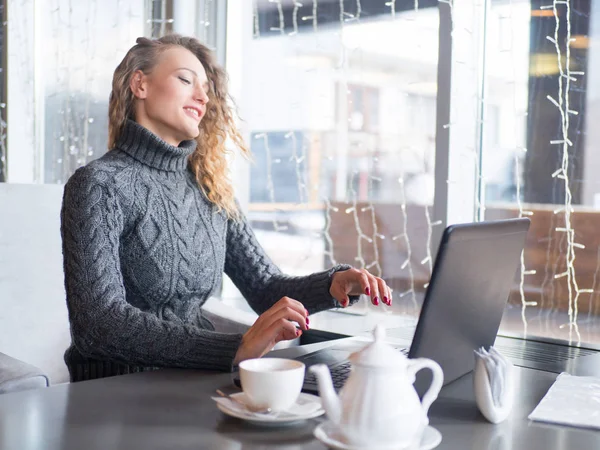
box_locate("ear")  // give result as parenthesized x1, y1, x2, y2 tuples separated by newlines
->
(130, 70, 148, 99)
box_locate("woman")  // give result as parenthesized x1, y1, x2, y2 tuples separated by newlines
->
(61, 34, 391, 382)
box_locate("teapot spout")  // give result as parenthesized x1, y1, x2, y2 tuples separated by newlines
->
(309, 364, 341, 425)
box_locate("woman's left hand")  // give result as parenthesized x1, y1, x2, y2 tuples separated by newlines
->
(330, 268, 392, 308)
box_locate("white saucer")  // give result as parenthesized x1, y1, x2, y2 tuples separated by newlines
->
(214, 392, 325, 425)
(313, 421, 442, 450)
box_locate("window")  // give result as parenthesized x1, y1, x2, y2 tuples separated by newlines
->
(3, 0, 599, 349)
(483, 0, 600, 346)
(0, 2, 5, 183)
(2, 0, 146, 184)
(250, 131, 309, 205)
(147, 0, 174, 38)
(41, 1, 148, 184)
(1, 0, 221, 184)
(226, 1, 440, 315)
(227, 0, 600, 347)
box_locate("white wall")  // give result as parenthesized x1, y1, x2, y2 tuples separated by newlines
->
(0, 184, 70, 384)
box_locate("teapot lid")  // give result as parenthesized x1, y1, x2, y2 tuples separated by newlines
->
(348, 325, 408, 369)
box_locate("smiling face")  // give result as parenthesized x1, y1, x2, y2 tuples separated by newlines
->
(130, 46, 210, 146)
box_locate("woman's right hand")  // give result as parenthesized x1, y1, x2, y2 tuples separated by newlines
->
(233, 296, 309, 365)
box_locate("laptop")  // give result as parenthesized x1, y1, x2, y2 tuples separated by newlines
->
(237, 218, 531, 394)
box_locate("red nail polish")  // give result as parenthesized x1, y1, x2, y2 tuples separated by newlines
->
(365, 287, 370, 296)
(306, 317, 310, 325)
(374, 297, 379, 306)
(384, 296, 389, 305)
(296, 329, 301, 337)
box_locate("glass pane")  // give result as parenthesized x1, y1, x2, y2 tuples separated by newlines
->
(42, 0, 145, 184)
(483, 0, 600, 346)
(0, 3, 5, 183)
(236, 1, 441, 321)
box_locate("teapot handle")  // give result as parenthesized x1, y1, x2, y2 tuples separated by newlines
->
(407, 358, 444, 417)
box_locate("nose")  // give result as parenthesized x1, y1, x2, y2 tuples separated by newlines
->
(196, 85, 209, 105)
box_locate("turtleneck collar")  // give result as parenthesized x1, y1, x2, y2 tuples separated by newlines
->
(114, 119, 197, 172)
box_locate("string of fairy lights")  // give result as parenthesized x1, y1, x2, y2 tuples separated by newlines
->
(502, 0, 594, 341)
(46, 0, 143, 184)
(53, 0, 93, 184)
(286, 130, 309, 204)
(498, 0, 593, 341)
(251, 0, 595, 333)
(301, 0, 318, 32)
(270, 0, 285, 34)
(346, 172, 371, 270)
(392, 177, 418, 308)
(422, 207, 441, 285)
(504, 0, 536, 335)
(385, 0, 396, 19)
(291, 1, 302, 35)
(0, 5, 7, 181)
(4, 0, 593, 334)
(254, 132, 288, 232)
(323, 198, 339, 265)
(253, 1, 260, 37)
(0, 121, 5, 181)
(0, 0, 5, 181)
(253, 0, 443, 311)
(364, 174, 385, 277)
(440, 0, 587, 341)
(544, 0, 592, 340)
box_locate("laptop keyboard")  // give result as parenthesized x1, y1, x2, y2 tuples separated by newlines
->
(304, 347, 409, 390)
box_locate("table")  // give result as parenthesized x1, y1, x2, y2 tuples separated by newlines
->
(1, 348, 599, 449)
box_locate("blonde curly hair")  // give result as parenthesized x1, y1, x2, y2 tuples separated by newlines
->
(108, 34, 249, 219)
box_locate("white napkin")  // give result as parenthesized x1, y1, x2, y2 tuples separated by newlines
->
(212, 393, 322, 419)
(473, 346, 514, 423)
(529, 372, 600, 430)
(475, 347, 510, 408)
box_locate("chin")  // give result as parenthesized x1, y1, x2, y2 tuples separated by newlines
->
(181, 127, 200, 142)
(189, 127, 201, 140)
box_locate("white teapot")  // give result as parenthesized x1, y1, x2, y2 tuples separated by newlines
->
(310, 325, 443, 448)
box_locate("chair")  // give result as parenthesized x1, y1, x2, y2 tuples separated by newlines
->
(0, 352, 49, 394)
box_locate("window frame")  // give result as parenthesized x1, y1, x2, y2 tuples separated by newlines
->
(0, 0, 6, 183)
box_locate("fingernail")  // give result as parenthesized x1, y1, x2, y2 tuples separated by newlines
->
(383, 296, 389, 305)
(306, 323, 310, 330)
(365, 287, 370, 296)
(306, 317, 310, 325)
(374, 297, 379, 306)
(296, 329, 301, 337)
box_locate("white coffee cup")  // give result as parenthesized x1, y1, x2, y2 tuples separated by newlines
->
(238, 358, 305, 412)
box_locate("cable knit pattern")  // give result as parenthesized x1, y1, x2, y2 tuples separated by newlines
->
(61, 120, 352, 381)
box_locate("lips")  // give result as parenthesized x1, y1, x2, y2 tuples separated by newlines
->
(184, 106, 203, 121)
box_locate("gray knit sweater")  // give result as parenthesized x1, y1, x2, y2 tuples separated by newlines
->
(61, 119, 350, 381)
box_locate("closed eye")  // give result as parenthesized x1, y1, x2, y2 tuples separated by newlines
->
(178, 76, 191, 85)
